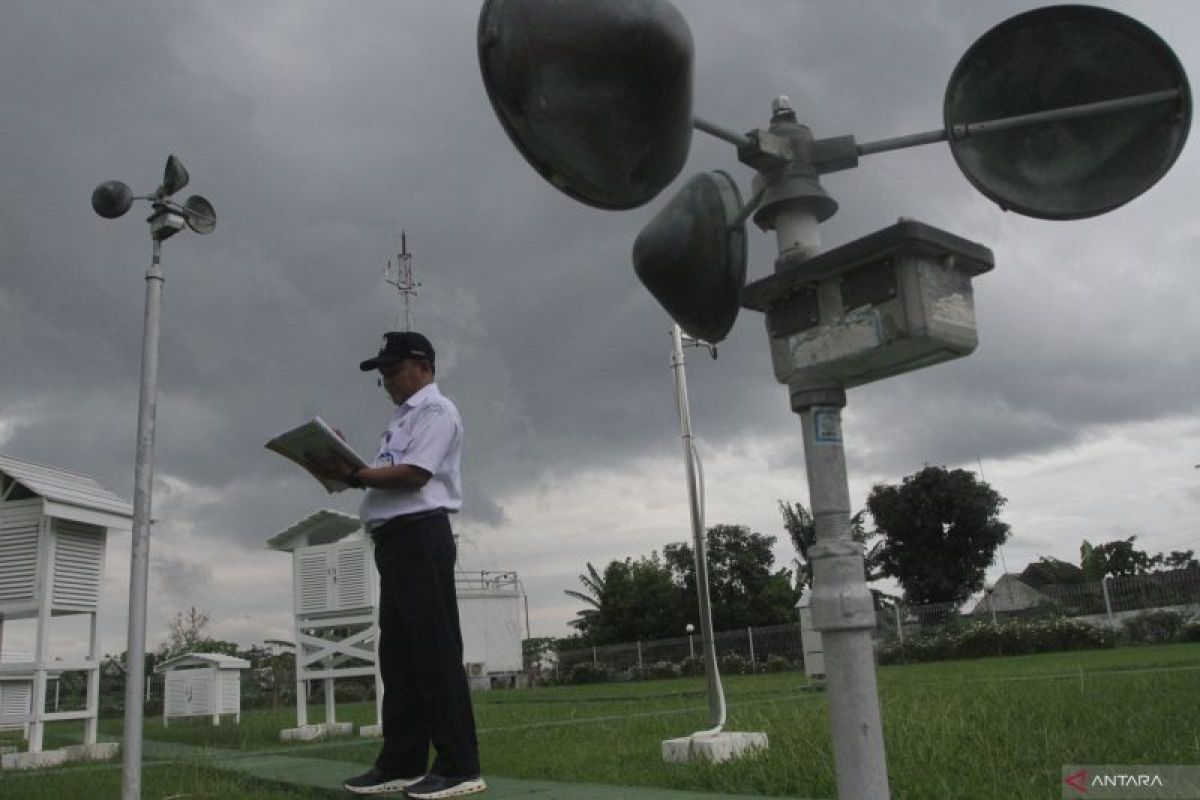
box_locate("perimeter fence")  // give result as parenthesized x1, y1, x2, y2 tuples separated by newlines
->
(551, 568, 1200, 682)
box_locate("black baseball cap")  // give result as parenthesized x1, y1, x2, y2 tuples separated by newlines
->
(359, 331, 436, 371)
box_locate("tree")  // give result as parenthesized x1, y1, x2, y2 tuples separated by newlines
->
(157, 606, 212, 659)
(522, 636, 558, 679)
(1080, 536, 1198, 579)
(663, 524, 799, 631)
(194, 639, 241, 657)
(563, 563, 607, 641)
(1160, 550, 1200, 570)
(156, 606, 241, 660)
(866, 466, 1010, 605)
(564, 553, 687, 645)
(1080, 537, 1151, 579)
(522, 636, 556, 664)
(1029, 556, 1085, 585)
(778, 500, 880, 595)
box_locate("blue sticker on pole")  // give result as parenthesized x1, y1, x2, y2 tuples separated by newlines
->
(813, 408, 842, 444)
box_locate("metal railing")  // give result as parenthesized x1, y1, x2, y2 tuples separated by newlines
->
(551, 568, 1200, 680)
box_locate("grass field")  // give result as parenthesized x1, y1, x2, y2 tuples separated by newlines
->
(4, 643, 1199, 799)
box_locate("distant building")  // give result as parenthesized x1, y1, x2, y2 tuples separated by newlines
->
(971, 560, 1086, 615)
(970, 573, 1052, 615)
(971, 560, 1199, 618)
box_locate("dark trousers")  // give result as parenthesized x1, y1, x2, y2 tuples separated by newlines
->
(372, 513, 480, 777)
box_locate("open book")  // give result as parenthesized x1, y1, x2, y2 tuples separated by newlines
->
(265, 417, 369, 493)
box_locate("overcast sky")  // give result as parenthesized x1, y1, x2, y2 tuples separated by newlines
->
(2, 0, 1198, 658)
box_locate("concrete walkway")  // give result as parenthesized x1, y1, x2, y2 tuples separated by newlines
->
(143, 738, 811, 799)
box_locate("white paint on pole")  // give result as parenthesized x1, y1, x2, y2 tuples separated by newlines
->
(121, 240, 165, 800)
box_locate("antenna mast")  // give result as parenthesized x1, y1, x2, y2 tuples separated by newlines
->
(384, 230, 420, 330)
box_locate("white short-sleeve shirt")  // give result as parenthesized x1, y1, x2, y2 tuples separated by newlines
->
(358, 382, 463, 531)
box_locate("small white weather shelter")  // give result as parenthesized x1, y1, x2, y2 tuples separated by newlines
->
(267, 509, 381, 740)
(0, 453, 132, 768)
(156, 652, 249, 725)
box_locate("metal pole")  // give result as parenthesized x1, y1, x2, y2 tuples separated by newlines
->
(747, 627, 755, 673)
(989, 593, 998, 626)
(637, 641, 643, 671)
(670, 324, 726, 730)
(688, 633, 694, 659)
(774, 196, 889, 798)
(523, 590, 531, 641)
(894, 606, 903, 646)
(1102, 576, 1115, 629)
(121, 238, 165, 800)
(798, 400, 889, 799)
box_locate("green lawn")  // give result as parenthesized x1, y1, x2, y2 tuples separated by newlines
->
(3, 643, 1199, 799)
(0, 761, 332, 800)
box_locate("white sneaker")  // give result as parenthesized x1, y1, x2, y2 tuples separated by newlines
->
(343, 766, 424, 794)
(403, 774, 487, 798)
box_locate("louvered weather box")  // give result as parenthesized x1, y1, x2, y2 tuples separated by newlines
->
(267, 509, 381, 741)
(156, 652, 249, 726)
(0, 453, 132, 769)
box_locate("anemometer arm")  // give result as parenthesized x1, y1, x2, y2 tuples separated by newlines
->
(695, 86, 1185, 164)
(693, 84, 1185, 227)
(857, 86, 1184, 157)
(692, 116, 753, 149)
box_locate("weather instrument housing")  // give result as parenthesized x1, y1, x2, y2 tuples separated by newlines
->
(741, 220, 993, 394)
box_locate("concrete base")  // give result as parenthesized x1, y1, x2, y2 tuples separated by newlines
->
(279, 722, 353, 742)
(359, 723, 382, 738)
(661, 731, 769, 764)
(1, 742, 119, 770)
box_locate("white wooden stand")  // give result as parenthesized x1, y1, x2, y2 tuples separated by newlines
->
(0, 454, 131, 770)
(267, 510, 382, 741)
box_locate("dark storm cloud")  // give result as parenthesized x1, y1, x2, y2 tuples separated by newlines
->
(152, 553, 214, 604)
(2, 0, 1198, 576)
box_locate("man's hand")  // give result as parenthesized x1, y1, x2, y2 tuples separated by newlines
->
(307, 452, 358, 484)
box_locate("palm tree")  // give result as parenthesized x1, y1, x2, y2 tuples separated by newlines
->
(779, 500, 880, 591)
(563, 562, 606, 638)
